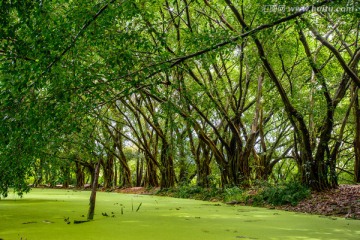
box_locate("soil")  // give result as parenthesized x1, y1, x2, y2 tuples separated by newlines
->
(116, 186, 159, 195)
(277, 184, 360, 219)
(117, 185, 360, 219)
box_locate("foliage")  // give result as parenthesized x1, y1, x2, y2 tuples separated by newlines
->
(223, 187, 246, 203)
(1, 0, 360, 197)
(156, 182, 310, 208)
(157, 185, 224, 201)
(252, 182, 311, 206)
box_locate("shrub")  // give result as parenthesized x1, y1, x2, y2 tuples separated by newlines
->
(157, 185, 223, 201)
(156, 182, 310, 207)
(174, 185, 202, 198)
(255, 182, 310, 206)
(223, 187, 245, 203)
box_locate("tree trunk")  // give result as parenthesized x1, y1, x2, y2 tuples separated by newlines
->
(239, 72, 264, 186)
(178, 136, 189, 184)
(196, 141, 212, 188)
(329, 96, 353, 187)
(83, 161, 95, 186)
(75, 161, 85, 188)
(61, 164, 71, 188)
(136, 155, 144, 187)
(87, 160, 101, 221)
(145, 155, 158, 187)
(118, 149, 132, 188)
(354, 87, 360, 182)
(114, 162, 117, 188)
(115, 129, 132, 187)
(102, 154, 114, 190)
(160, 140, 175, 189)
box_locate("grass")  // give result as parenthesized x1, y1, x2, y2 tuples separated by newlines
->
(0, 188, 360, 240)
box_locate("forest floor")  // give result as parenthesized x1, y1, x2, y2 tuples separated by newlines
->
(117, 186, 160, 195)
(277, 184, 360, 219)
(117, 184, 360, 219)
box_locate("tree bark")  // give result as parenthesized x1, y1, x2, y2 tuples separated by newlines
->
(102, 154, 114, 190)
(353, 87, 360, 182)
(75, 161, 85, 188)
(224, 0, 327, 190)
(87, 160, 101, 221)
(196, 141, 212, 187)
(135, 154, 144, 187)
(145, 154, 159, 187)
(239, 72, 264, 186)
(61, 164, 71, 188)
(160, 140, 175, 189)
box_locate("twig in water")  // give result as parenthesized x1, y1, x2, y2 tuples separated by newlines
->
(136, 202, 143, 212)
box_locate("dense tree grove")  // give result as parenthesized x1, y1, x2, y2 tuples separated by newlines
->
(1, 0, 359, 197)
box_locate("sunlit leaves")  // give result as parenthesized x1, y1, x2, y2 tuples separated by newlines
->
(1, 0, 359, 194)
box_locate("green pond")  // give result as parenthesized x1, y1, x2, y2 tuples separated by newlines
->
(0, 188, 359, 240)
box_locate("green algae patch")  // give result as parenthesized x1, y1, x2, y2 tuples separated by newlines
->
(1, 189, 360, 240)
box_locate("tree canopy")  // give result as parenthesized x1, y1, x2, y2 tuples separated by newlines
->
(1, 0, 360, 197)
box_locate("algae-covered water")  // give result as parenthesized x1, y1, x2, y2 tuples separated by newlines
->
(0, 189, 359, 240)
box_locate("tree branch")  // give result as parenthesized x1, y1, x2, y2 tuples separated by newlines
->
(45, 0, 117, 72)
(301, 17, 360, 88)
(169, 0, 334, 67)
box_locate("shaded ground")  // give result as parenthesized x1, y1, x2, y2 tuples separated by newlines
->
(279, 185, 360, 219)
(116, 186, 159, 195)
(117, 185, 360, 219)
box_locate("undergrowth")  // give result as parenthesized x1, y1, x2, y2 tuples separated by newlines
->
(157, 185, 223, 201)
(156, 182, 310, 207)
(252, 182, 311, 206)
